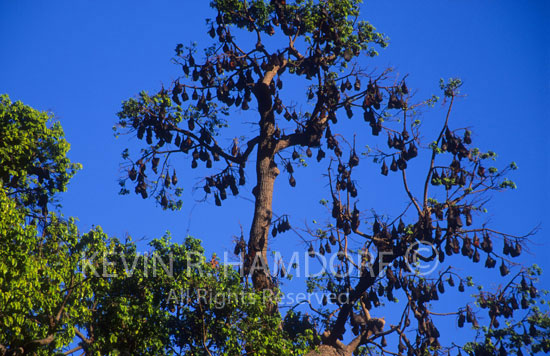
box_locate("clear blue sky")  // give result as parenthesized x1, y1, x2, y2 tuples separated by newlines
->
(1, 0, 549, 350)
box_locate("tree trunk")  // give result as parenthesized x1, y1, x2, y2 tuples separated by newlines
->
(248, 150, 278, 291)
(305, 345, 352, 356)
(247, 81, 278, 292)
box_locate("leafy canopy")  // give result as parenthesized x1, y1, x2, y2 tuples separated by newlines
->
(0, 94, 81, 215)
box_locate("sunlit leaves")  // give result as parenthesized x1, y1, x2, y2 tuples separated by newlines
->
(0, 94, 81, 215)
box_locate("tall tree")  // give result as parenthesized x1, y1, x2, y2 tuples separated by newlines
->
(115, 1, 549, 355)
(116, 0, 388, 293)
(1, 1, 547, 355)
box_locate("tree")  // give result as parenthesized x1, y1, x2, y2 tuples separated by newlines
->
(1, 1, 549, 356)
(113, 1, 549, 355)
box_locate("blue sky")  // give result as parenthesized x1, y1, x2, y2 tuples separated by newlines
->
(1, 0, 549, 350)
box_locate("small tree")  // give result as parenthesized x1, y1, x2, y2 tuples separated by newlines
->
(114, 1, 549, 355)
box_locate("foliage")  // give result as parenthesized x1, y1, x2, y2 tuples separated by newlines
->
(0, 173, 312, 355)
(0, 177, 93, 354)
(82, 234, 314, 355)
(0, 94, 81, 215)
